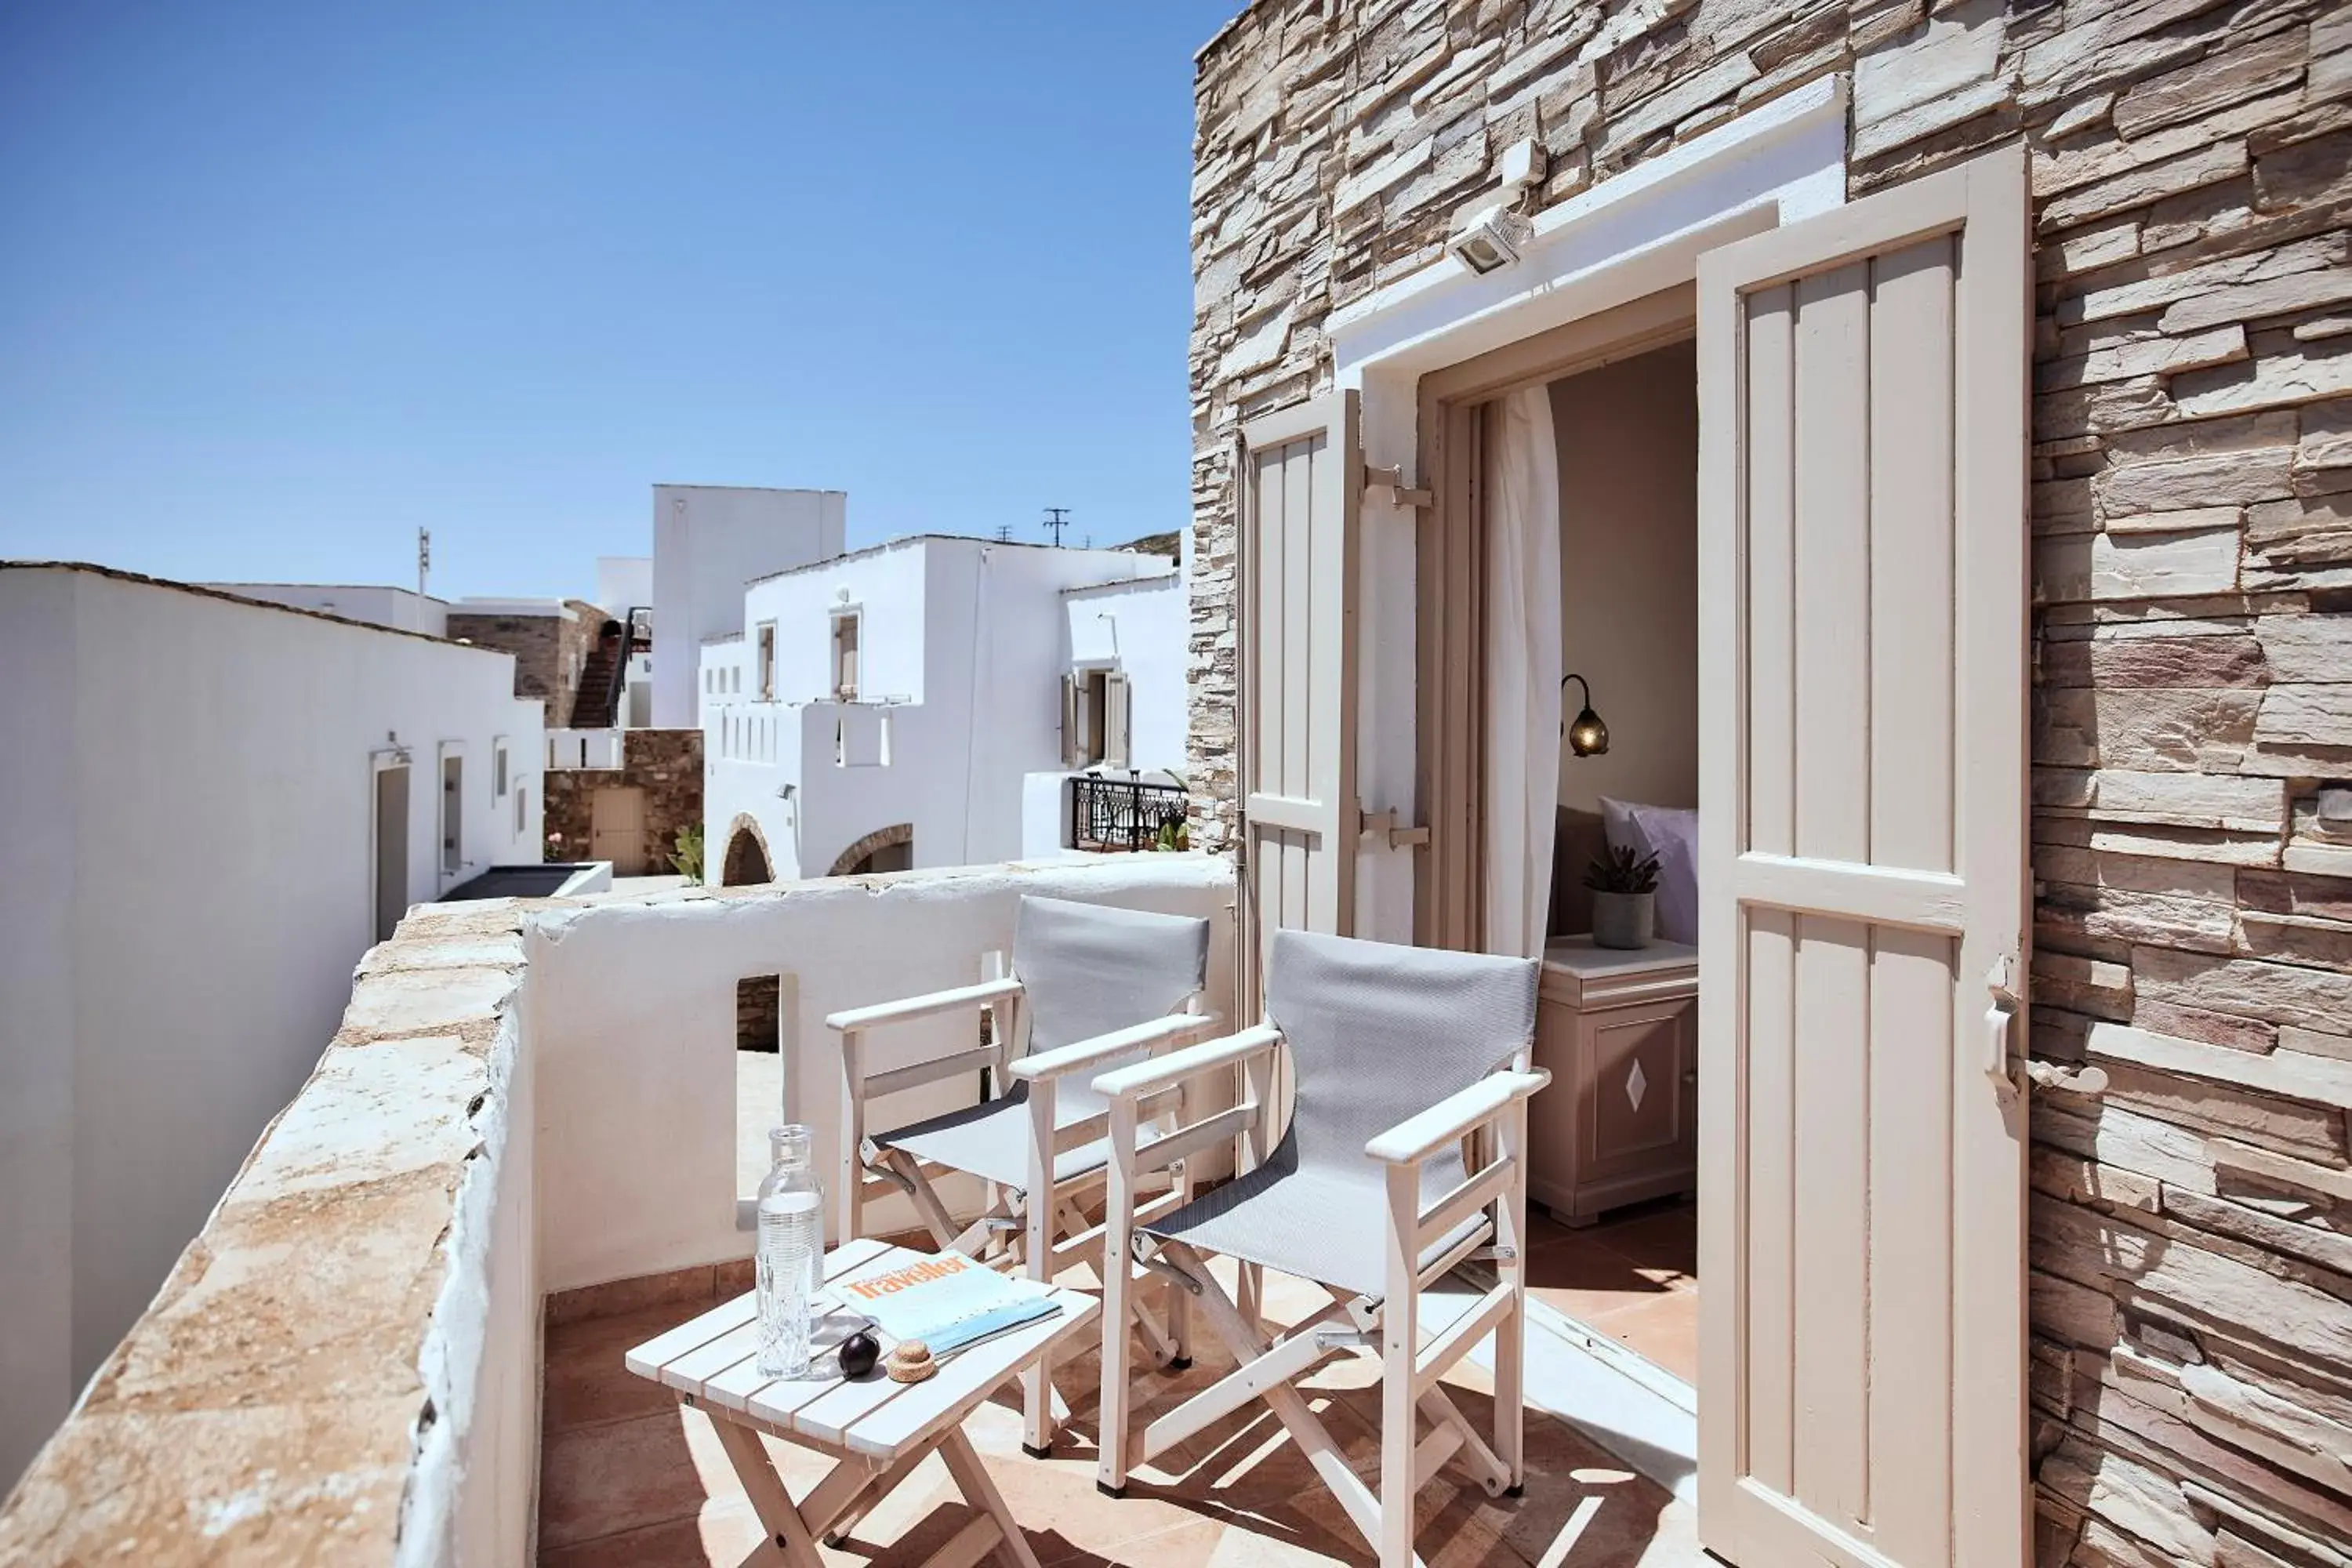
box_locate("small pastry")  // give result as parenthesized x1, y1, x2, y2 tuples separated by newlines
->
(886, 1341, 937, 1385)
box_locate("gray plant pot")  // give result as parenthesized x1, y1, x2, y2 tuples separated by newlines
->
(1591, 890, 1655, 950)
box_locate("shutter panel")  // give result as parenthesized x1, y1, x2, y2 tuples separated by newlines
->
(1695, 145, 2030, 1568)
(1103, 671, 1131, 770)
(1060, 673, 1083, 768)
(1235, 389, 1363, 1017)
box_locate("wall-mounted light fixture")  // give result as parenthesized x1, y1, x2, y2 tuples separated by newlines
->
(1446, 140, 1546, 276)
(1562, 673, 1609, 757)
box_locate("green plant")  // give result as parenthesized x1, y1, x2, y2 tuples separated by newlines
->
(670, 822, 706, 884)
(1151, 812, 1190, 852)
(1583, 844, 1661, 895)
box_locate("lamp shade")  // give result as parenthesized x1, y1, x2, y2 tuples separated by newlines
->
(1562, 673, 1609, 757)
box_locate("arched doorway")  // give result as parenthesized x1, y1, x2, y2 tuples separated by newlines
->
(719, 815, 774, 887)
(828, 822, 913, 877)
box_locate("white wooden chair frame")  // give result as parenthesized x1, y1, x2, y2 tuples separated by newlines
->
(1091, 1025, 1548, 1568)
(828, 956, 1218, 1453)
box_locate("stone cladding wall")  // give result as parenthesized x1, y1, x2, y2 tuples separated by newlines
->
(447, 597, 608, 721)
(1189, 2, 2352, 1563)
(542, 727, 703, 875)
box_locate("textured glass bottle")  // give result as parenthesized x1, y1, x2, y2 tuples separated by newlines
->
(755, 1125, 826, 1377)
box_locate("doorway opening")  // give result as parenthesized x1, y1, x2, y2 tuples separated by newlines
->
(373, 762, 410, 942)
(1418, 289, 1704, 1401)
(590, 786, 650, 875)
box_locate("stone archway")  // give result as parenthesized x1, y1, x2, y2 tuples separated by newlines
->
(719, 814, 775, 887)
(828, 822, 913, 878)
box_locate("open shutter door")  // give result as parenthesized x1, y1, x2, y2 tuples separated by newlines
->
(1103, 672, 1131, 770)
(1236, 389, 1362, 1016)
(1060, 673, 1083, 768)
(1695, 146, 2030, 1568)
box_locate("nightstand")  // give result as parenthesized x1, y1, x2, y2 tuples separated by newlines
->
(1528, 936, 1699, 1226)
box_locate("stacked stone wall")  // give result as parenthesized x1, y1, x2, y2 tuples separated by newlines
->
(1189, 2, 2352, 1563)
(447, 598, 607, 720)
(542, 728, 702, 877)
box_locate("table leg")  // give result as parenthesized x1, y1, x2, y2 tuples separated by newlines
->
(936, 1426, 1044, 1568)
(709, 1416, 827, 1568)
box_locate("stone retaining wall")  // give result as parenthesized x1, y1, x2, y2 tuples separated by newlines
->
(1189, 3, 2351, 1563)
(542, 727, 703, 876)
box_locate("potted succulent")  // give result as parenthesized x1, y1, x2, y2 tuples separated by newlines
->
(1584, 844, 1661, 950)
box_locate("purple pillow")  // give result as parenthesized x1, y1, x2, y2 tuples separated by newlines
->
(1598, 797, 1700, 946)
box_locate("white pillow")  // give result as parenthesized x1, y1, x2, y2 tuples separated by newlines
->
(1597, 797, 1700, 946)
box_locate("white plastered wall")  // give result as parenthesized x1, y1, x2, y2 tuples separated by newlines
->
(528, 854, 1236, 1294)
(652, 485, 847, 728)
(0, 568, 543, 1490)
(1326, 76, 1849, 943)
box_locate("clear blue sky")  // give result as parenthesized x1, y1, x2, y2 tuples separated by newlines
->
(0, 2, 1238, 601)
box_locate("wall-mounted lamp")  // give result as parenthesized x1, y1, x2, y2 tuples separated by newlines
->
(1563, 673, 1609, 757)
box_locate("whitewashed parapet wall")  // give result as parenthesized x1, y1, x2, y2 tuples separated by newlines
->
(1187, 2, 2352, 1563)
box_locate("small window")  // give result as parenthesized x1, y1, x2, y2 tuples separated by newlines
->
(757, 622, 777, 702)
(515, 783, 527, 837)
(440, 751, 464, 875)
(832, 612, 860, 700)
(492, 739, 510, 800)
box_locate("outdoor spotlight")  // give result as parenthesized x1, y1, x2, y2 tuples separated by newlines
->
(1563, 673, 1609, 757)
(1447, 201, 1534, 275)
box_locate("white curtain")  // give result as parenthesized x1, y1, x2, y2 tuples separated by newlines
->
(1483, 385, 1563, 960)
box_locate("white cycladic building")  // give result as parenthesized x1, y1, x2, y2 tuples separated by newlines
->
(205, 581, 451, 637)
(0, 564, 544, 1489)
(697, 537, 1181, 884)
(595, 555, 652, 616)
(652, 486, 845, 729)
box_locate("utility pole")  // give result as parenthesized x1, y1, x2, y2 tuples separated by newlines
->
(994, 524, 1013, 543)
(1042, 507, 1071, 547)
(417, 528, 430, 597)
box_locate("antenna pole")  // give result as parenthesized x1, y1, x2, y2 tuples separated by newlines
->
(1042, 506, 1071, 547)
(417, 528, 431, 597)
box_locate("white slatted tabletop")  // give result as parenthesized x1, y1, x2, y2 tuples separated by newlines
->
(625, 1239, 1100, 1568)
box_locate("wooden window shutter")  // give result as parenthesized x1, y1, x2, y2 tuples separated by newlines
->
(1235, 388, 1363, 1018)
(1103, 672, 1131, 770)
(1693, 144, 2030, 1568)
(1060, 672, 1083, 768)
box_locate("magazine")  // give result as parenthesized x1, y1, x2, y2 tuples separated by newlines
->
(833, 1251, 1061, 1356)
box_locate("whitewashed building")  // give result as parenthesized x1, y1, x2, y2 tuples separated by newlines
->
(699, 536, 1181, 884)
(0, 563, 543, 1489)
(652, 485, 845, 728)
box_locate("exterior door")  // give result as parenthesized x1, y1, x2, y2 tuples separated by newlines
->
(590, 786, 649, 875)
(373, 764, 409, 942)
(1235, 389, 1363, 1015)
(1694, 145, 2030, 1568)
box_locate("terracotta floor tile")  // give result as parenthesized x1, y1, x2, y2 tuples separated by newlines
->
(1590, 1290, 1699, 1385)
(541, 1262, 1697, 1566)
(1584, 1208, 1697, 1286)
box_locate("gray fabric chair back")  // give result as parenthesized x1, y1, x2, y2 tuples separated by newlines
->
(1012, 895, 1210, 1116)
(1265, 928, 1539, 1184)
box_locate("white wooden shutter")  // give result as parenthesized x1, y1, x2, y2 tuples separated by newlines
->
(1060, 672, 1083, 768)
(1236, 389, 1363, 1014)
(1695, 145, 2030, 1568)
(1103, 671, 1131, 770)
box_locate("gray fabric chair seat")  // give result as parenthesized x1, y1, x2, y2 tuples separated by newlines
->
(874, 1083, 1152, 1192)
(1141, 928, 1541, 1305)
(872, 895, 1209, 1196)
(1140, 1130, 1487, 1301)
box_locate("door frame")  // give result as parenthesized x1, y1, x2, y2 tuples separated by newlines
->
(1411, 282, 1699, 953)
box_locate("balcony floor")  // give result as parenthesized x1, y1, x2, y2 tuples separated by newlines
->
(539, 1261, 1700, 1566)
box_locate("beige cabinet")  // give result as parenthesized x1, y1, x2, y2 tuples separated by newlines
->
(1527, 937, 1698, 1225)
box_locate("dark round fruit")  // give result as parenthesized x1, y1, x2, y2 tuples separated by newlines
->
(838, 1330, 880, 1379)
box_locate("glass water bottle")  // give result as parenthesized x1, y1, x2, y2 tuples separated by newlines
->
(755, 1124, 826, 1377)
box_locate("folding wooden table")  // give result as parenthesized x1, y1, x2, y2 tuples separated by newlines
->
(625, 1237, 1099, 1568)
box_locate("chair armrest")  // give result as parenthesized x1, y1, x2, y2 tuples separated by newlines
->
(825, 976, 1024, 1035)
(1008, 1011, 1222, 1083)
(1092, 1025, 1282, 1102)
(1364, 1069, 1550, 1166)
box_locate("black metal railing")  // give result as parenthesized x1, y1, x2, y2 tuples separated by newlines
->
(1069, 773, 1188, 853)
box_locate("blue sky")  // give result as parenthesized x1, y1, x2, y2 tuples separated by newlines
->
(0, 2, 1237, 601)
